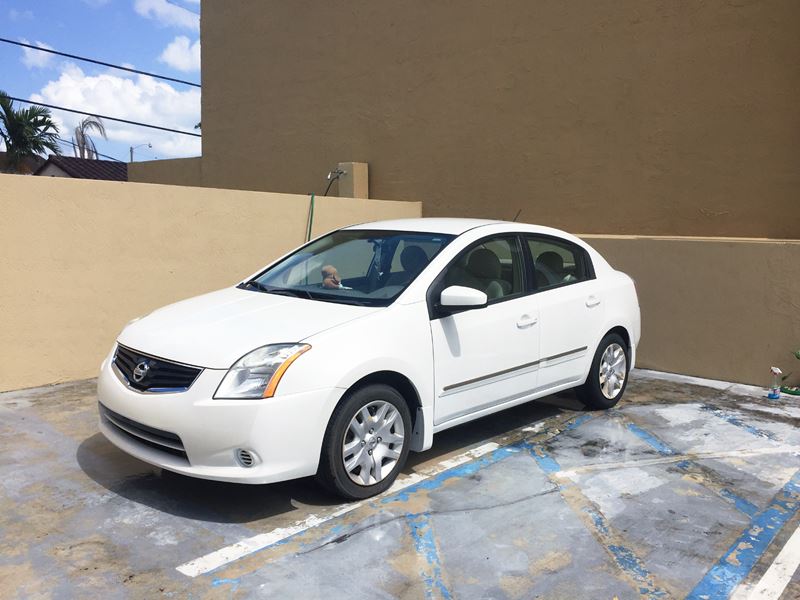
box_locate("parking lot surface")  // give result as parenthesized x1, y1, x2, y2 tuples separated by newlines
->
(1, 371, 798, 599)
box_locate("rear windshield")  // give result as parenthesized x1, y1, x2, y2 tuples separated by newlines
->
(240, 230, 455, 307)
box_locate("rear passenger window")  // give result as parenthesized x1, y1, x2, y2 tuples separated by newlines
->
(527, 237, 591, 291)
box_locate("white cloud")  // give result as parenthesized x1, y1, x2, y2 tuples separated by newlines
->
(20, 39, 54, 69)
(159, 36, 200, 72)
(134, 0, 199, 30)
(31, 63, 201, 159)
(9, 9, 34, 21)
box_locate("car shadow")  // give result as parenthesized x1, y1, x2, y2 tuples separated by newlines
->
(76, 391, 584, 524)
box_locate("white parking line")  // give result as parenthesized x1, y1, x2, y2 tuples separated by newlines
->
(176, 441, 500, 578)
(732, 524, 800, 600)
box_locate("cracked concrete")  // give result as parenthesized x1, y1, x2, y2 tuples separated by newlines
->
(1, 372, 799, 599)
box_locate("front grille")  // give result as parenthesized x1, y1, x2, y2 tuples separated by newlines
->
(113, 344, 202, 392)
(99, 403, 188, 461)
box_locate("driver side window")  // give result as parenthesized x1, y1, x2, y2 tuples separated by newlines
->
(443, 236, 524, 302)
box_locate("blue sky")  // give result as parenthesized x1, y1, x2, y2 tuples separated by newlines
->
(1, 0, 201, 162)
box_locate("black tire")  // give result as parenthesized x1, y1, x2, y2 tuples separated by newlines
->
(317, 384, 412, 500)
(576, 333, 630, 410)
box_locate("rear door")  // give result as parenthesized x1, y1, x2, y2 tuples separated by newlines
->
(525, 235, 605, 389)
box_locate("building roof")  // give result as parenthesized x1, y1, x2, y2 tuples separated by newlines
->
(0, 151, 46, 174)
(34, 155, 128, 181)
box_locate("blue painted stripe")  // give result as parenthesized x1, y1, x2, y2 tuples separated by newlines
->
(211, 577, 240, 590)
(529, 444, 562, 474)
(699, 405, 778, 441)
(562, 413, 594, 431)
(625, 422, 676, 456)
(686, 469, 800, 600)
(406, 513, 453, 599)
(718, 488, 759, 518)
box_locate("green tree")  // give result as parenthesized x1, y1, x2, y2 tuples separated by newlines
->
(0, 91, 61, 173)
(73, 115, 107, 159)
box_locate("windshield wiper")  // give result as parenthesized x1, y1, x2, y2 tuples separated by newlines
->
(264, 287, 313, 299)
(238, 281, 312, 299)
(239, 280, 270, 292)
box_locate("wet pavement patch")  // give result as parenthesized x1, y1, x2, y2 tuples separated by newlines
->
(0, 372, 798, 599)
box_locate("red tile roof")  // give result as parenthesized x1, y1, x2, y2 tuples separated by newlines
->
(34, 155, 128, 181)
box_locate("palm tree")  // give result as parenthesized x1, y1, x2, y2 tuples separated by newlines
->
(72, 115, 107, 159)
(0, 91, 61, 173)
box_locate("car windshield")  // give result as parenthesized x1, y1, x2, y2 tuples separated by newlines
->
(241, 230, 455, 307)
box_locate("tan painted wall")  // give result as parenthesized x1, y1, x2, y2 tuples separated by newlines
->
(583, 235, 800, 387)
(128, 157, 203, 187)
(2, 176, 796, 392)
(201, 0, 800, 238)
(0, 174, 421, 392)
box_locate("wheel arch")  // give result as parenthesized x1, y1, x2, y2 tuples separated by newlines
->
(341, 370, 427, 452)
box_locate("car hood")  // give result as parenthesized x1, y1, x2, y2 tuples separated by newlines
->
(117, 287, 379, 368)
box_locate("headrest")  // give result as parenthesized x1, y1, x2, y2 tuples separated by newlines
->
(400, 245, 428, 272)
(537, 251, 564, 272)
(468, 248, 501, 279)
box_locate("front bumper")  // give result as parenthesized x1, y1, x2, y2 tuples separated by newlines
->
(96, 355, 344, 484)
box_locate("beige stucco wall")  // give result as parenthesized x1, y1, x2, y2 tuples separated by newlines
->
(1, 175, 796, 392)
(128, 157, 203, 187)
(583, 235, 800, 387)
(201, 0, 800, 238)
(0, 175, 420, 391)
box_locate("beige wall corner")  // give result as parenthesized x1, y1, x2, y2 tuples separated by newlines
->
(128, 157, 203, 187)
(0, 174, 421, 392)
(582, 235, 800, 387)
(336, 162, 369, 198)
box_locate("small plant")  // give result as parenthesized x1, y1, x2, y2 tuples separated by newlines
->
(780, 349, 800, 396)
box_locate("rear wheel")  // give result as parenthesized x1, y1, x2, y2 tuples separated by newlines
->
(577, 333, 629, 410)
(317, 384, 411, 499)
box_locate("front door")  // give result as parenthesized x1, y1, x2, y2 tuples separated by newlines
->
(430, 236, 540, 425)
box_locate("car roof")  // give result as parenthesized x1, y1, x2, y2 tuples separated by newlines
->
(346, 218, 505, 235)
(346, 217, 576, 238)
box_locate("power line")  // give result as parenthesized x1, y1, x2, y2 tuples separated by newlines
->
(165, 0, 200, 15)
(0, 37, 201, 88)
(55, 136, 124, 163)
(6, 96, 201, 138)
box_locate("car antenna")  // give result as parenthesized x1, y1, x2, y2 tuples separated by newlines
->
(512, 209, 522, 222)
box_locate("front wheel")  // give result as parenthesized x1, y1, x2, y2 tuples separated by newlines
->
(576, 333, 630, 410)
(317, 384, 411, 500)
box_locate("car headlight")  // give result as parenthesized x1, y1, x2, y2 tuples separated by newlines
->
(214, 344, 311, 399)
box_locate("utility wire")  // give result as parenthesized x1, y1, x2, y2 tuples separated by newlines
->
(6, 96, 201, 138)
(165, 0, 200, 15)
(0, 37, 201, 88)
(55, 136, 124, 163)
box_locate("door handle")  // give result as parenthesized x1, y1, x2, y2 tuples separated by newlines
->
(516, 314, 538, 329)
(586, 295, 601, 308)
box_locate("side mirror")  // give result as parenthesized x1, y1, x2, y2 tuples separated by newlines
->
(439, 285, 488, 312)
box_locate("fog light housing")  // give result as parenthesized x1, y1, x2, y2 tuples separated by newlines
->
(235, 449, 257, 468)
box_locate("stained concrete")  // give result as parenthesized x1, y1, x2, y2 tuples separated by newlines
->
(0, 373, 798, 599)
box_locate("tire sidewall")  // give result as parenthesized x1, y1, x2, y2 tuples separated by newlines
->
(321, 384, 412, 500)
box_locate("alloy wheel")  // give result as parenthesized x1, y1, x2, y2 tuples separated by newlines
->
(599, 342, 627, 399)
(342, 400, 405, 486)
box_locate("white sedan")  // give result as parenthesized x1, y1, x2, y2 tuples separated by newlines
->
(97, 218, 640, 499)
